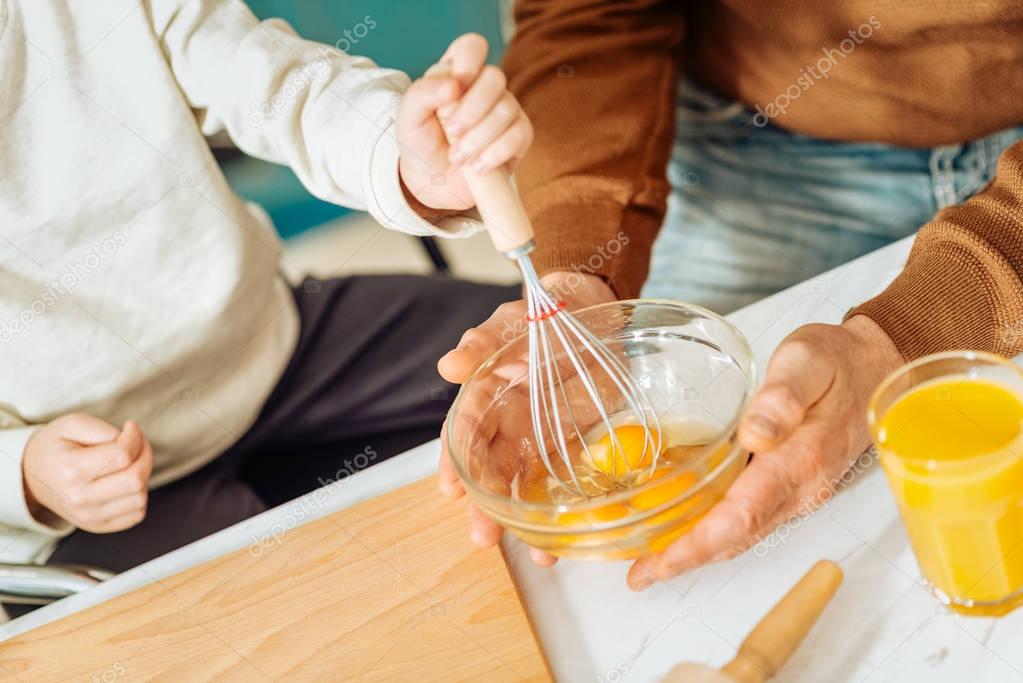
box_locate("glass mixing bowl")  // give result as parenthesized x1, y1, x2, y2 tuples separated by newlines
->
(446, 300, 756, 560)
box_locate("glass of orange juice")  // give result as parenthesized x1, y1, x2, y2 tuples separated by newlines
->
(868, 351, 1023, 616)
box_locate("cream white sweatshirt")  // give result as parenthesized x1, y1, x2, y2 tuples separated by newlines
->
(0, 0, 480, 563)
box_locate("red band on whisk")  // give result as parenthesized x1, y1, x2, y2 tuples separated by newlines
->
(526, 300, 566, 323)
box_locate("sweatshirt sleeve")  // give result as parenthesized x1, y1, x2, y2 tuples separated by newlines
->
(0, 426, 74, 537)
(145, 0, 478, 237)
(851, 139, 1023, 359)
(502, 0, 686, 298)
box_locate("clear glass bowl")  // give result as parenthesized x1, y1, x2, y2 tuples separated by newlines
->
(446, 300, 755, 560)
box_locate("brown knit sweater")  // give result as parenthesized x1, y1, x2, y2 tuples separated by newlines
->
(502, 0, 1023, 359)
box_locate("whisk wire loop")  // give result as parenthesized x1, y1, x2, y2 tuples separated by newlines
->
(517, 256, 662, 496)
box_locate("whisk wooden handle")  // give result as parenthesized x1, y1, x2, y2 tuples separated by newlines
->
(423, 62, 535, 256)
(720, 560, 843, 683)
(459, 166, 535, 256)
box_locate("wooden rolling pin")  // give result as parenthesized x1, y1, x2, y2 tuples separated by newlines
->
(662, 560, 843, 683)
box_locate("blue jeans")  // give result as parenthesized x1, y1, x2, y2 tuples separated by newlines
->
(642, 78, 1023, 313)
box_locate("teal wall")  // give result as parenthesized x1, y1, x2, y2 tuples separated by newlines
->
(225, 1, 508, 237)
(247, 1, 505, 75)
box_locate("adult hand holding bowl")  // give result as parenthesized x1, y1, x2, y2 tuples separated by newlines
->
(439, 271, 615, 561)
(438, 272, 903, 591)
(441, 293, 756, 562)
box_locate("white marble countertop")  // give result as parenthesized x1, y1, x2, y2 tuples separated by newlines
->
(5, 236, 1023, 682)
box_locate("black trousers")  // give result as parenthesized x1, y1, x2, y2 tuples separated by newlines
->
(5, 275, 516, 619)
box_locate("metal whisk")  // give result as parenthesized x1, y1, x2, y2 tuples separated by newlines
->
(458, 166, 662, 497)
(427, 60, 661, 495)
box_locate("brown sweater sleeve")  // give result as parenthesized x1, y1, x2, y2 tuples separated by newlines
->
(502, 0, 685, 298)
(852, 139, 1023, 359)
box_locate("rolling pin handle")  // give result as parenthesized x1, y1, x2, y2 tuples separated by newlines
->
(720, 560, 844, 683)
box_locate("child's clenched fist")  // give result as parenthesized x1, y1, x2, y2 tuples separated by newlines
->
(22, 414, 153, 533)
(396, 33, 533, 211)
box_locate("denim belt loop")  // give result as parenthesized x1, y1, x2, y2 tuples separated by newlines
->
(929, 145, 959, 209)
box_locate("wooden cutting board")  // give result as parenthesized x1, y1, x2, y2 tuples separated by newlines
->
(0, 476, 550, 682)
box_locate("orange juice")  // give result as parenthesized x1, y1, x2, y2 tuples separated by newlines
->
(873, 364, 1023, 616)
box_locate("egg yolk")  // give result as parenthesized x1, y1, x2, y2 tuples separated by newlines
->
(556, 503, 630, 527)
(586, 425, 660, 476)
(630, 469, 698, 510)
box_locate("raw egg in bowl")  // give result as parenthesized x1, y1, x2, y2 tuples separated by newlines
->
(446, 300, 755, 560)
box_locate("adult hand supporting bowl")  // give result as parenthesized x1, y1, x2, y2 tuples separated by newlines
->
(443, 299, 754, 564)
(441, 282, 903, 592)
(630, 316, 903, 590)
(438, 271, 616, 564)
